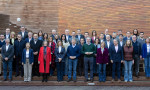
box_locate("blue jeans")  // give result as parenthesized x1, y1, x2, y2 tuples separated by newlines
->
(68, 59, 78, 80)
(112, 62, 121, 79)
(3, 61, 13, 79)
(64, 56, 68, 75)
(99, 64, 106, 81)
(124, 60, 133, 81)
(144, 56, 150, 77)
(56, 62, 64, 81)
(84, 57, 94, 79)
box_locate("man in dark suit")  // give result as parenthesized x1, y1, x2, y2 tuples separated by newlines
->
(110, 39, 124, 82)
(118, 34, 126, 48)
(65, 29, 72, 42)
(118, 34, 126, 76)
(105, 34, 113, 76)
(18, 26, 28, 40)
(123, 31, 132, 42)
(5, 28, 10, 39)
(132, 35, 142, 78)
(99, 33, 105, 44)
(14, 34, 26, 77)
(25, 32, 33, 43)
(75, 29, 84, 42)
(1, 39, 14, 81)
(30, 33, 43, 77)
(51, 29, 57, 40)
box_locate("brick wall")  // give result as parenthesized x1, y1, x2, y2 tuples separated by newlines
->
(0, 0, 150, 36)
(58, 0, 150, 36)
(0, 0, 58, 34)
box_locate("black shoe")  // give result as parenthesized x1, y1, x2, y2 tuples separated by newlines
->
(136, 74, 139, 78)
(45, 79, 48, 82)
(3, 79, 7, 81)
(21, 74, 24, 77)
(84, 79, 88, 82)
(57, 80, 60, 82)
(15, 74, 19, 77)
(42, 79, 44, 82)
(73, 79, 77, 82)
(67, 79, 71, 82)
(90, 79, 93, 82)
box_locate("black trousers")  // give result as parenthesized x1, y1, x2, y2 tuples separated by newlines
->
(77, 55, 84, 76)
(42, 73, 48, 80)
(33, 55, 40, 76)
(16, 55, 23, 76)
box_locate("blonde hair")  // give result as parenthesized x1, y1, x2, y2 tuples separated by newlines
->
(10, 31, 16, 39)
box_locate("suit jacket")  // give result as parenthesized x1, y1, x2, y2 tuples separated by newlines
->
(142, 43, 149, 58)
(105, 40, 113, 53)
(18, 31, 28, 40)
(30, 40, 43, 54)
(137, 38, 145, 49)
(96, 48, 109, 64)
(110, 44, 124, 62)
(66, 35, 72, 42)
(75, 34, 84, 41)
(118, 40, 126, 48)
(55, 47, 66, 62)
(14, 40, 26, 56)
(22, 48, 34, 64)
(123, 37, 132, 42)
(25, 38, 33, 43)
(4, 34, 10, 39)
(1, 44, 14, 62)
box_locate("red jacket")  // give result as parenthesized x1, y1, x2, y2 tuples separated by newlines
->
(38, 46, 51, 73)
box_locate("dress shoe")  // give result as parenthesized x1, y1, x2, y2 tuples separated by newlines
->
(67, 79, 71, 82)
(84, 78, 88, 82)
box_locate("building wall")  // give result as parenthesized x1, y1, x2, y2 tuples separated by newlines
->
(0, 0, 150, 36)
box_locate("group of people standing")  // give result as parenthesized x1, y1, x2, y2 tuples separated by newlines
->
(0, 27, 150, 83)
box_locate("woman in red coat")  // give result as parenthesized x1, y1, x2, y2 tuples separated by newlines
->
(38, 41, 51, 82)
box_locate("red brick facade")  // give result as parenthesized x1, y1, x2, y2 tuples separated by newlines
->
(0, 0, 150, 36)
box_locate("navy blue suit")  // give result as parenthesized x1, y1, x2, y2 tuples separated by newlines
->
(66, 35, 72, 42)
(55, 47, 66, 62)
(75, 34, 84, 41)
(25, 38, 33, 43)
(110, 44, 123, 79)
(14, 40, 26, 76)
(123, 37, 132, 42)
(55, 47, 66, 81)
(18, 31, 28, 40)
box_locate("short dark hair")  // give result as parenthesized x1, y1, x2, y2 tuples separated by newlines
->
(119, 34, 123, 37)
(84, 32, 89, 35)
(140, 32, 144, 34)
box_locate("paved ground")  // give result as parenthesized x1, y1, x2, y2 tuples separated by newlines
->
(0, 86, 150, 90)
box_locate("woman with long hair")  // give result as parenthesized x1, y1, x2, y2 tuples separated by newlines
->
(55, 40, 66, 82)
(96, 41, 109, 82)
(48, 36, 56, 76)
(123, 39, 134, 82)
